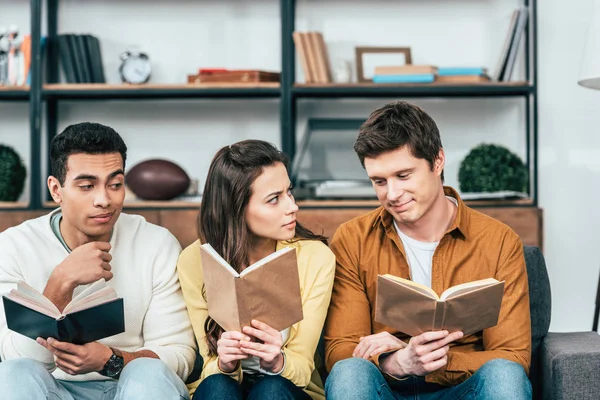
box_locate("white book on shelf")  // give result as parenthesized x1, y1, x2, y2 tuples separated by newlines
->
(503, 7, 530, 82)
(493, 9, 520, 82)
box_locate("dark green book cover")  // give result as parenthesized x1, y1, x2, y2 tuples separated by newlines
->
(3, 296, 125, 345)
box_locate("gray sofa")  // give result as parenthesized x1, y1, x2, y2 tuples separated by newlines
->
(526, 246, 600, 400)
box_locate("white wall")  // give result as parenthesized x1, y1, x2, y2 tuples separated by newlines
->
(0, 0, 598, 332)
(538, 0, 600, 333)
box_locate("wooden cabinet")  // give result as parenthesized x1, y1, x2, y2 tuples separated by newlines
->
(0, 205, 543, 250)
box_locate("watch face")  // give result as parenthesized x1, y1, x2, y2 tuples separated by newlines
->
(106, 355, 124, 378)
(120, 55, 151, 84)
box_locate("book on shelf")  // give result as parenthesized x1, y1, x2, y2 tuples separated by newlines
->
(187, 70, 280, 84)
(375, 275, 504, 336)
(437, 67, 488, 76)
(58, 33, 105, 84)
(200, 243, 303, 332)
(372, 74, 435, 84)
(374, 65, 438, 75)
(293, 31, 332, 84)
(370, 65, 489, 84)
(2, 280, 124, 345)
(435, 75, 490, 84)
(493, 7, 529, 82)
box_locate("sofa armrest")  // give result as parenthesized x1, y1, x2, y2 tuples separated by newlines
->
(542, 331, 600, 400)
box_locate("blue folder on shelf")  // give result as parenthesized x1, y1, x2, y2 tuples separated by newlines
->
(372, 74, 435, 83)
(438, 67, 487, 76)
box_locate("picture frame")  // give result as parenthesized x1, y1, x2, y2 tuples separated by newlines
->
(355, 47, 413, 83)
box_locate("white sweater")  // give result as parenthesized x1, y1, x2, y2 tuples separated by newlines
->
(0, 209, 197, 382)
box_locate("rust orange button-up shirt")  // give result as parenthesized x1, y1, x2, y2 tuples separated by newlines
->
(324, 186, 531, 386)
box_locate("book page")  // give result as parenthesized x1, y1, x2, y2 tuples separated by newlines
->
(380, 274, 438, 300)
(440, 278, 501, 301)
(64, 280, 118, 315)
(201, 243, 240, 277)
(6, 281, 60, 318)
(69, 279, 108, 304)
(240, 247, 294, 277)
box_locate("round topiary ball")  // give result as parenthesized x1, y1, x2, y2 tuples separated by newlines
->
(458, 143, 528, 193)
(0, 144, 27, 201)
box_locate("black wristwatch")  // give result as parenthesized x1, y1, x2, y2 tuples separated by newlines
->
(99, 348, 124, 379)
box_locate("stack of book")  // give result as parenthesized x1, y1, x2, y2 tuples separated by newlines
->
(58, 33, 105, 84)
(371, 65, 489, 84)
(293, 31, 332, 84)
(372, 65, 437, 84)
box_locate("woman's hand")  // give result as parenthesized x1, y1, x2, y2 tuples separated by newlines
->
(240, 319, 285, 373)
(217, 331, 251, 373)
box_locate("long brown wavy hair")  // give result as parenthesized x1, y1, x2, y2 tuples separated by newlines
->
(198, 139, 327, 356)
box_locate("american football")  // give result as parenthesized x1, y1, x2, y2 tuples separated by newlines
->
(125, 159, 190, 201)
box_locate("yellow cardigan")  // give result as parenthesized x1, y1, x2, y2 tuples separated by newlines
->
(176, 239, 335, 399)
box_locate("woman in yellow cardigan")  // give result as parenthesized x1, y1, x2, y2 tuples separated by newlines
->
(176, 139, 335, 400)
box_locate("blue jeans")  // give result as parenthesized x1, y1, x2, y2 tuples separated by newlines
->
(194, 373, 311, 400)
(325, 357, 532, 400)
(0, 357, 189, 400)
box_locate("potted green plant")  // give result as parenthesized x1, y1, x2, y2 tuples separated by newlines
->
(458, 143, 528, 194)
(0, 144, 26, 202)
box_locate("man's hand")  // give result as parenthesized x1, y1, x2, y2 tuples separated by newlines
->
(54, 241, 113, 287)
(44, 242, 113, 311)
(353, 331, 407, 359)
(240, 319, 285, 373)
(381, 330, 463, 378)
(36, 337, 113, 375)
(217, 331, 251, 373)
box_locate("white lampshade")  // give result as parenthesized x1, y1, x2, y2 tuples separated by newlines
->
(579, 0, 600, 89)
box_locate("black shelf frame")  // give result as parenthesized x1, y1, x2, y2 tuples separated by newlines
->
(42, 86, 281, 100)
(282, 0, 539, 208)
(293, 83, 535, 98)
(0, 90, 30, 101)
(7, 0, 537, 210)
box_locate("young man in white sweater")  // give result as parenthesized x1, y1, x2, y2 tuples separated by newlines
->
(0, 122, 197, 399)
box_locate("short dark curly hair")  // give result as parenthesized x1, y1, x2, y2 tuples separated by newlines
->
(50, 122, 127, 185)
(354, 101, 444, 181)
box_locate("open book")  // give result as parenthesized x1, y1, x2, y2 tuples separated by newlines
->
(375, 275, 505, 336)
(200, 243, 304, 332)
(2, 280, 125, 345)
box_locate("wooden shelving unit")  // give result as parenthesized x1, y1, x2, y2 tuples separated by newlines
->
(37, 197, 533, 211)
(42, 83, 280, 100)
(2, 0, 538, 221)
(297, 198, 535, 209)
(42, 200, 202, 209)
(0, 202, 30, 209)
(0, 86, 29, 101)
(293, 81, 534, 98)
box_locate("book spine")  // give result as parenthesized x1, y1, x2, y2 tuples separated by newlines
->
(438, 67, 487, 76)
(372, 74, 435, 83)
(234, 279, 249, 331)
(374, 65, 438, 75)
(432, 301, 446, 331)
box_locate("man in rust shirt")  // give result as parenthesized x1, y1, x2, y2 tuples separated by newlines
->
(324, 101, 532, 399)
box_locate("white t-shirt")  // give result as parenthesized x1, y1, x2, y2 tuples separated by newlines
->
(393, 197, 458, 288)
